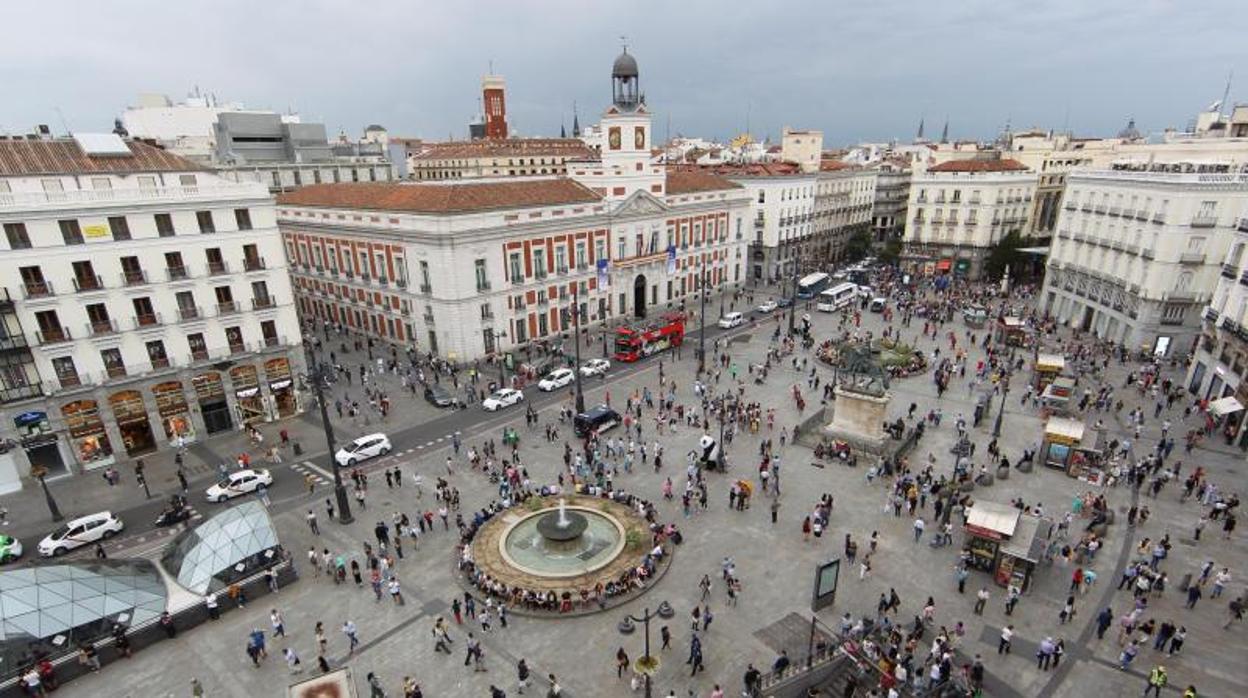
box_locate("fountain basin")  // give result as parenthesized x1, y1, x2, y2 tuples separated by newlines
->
(499, 505, 625, 579)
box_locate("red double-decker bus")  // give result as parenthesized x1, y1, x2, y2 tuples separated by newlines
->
(614, 313, 685, 362)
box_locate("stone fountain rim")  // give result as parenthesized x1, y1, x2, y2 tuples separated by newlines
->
(498, 504, 628, 580)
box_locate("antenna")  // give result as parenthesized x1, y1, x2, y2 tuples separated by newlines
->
(1221, 70, 1234, 118)
(488, 59, 494, 75)
(54, 107, 72, 136)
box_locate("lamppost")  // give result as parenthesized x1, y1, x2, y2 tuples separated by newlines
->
(307, 361, 353, 524)
(492, 331, 508, 390)
(717, 392, 730, 471)
(571, 282, 586, 414)
(619, 605, 667, 698)
(788, 264, 800, 334)
(29, 464, 62, 522)
(698, 265, 708, 375)
(992, 369, 1012, 439)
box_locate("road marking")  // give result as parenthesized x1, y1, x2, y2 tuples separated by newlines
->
(425, 441, 434, 447)
(298, 460, 335, 480)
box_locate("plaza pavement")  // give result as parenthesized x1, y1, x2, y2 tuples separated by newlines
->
(29, 287, 1248, 698)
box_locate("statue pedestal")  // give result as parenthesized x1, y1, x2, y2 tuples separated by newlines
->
(823, 386, 890, 451)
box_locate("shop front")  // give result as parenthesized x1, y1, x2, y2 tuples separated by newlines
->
(1041, 416, 1105, 482)
(264, 358, 298, 418)
(954, 258, 971, 277)
(152, 381, 195, 445)
(12, 411, 67, 477)
(963, 500, 1051, 591)
(1039, 376, 1077, 417)
(61, 400, 114, 470)
(229, 365, 269, 425)
(936, 259, 952, 275)
(1032, 353, 1066, 392)
(995, 317, 1030, 347)
(109, 390, 157, 457)
(193, 372, 232, 435)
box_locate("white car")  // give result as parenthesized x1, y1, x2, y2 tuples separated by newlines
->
(756, 300, 778, 314)
(38, 511, 124, 557)
(205, 468, 274, 503)
(482, 388, 524, 411)
(580, 358, 611, 377)
(717, 312, 744, 329)
(538, 368, 576, 392)
(335, 433, 393, 467)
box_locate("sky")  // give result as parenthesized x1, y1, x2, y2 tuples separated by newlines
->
(1, 0, 1244, 147)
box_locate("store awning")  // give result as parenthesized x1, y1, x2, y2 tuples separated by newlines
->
(1018, 246, 1050, 256)
(1210, 396, 1245, 417)
(965, 501, 1020, 539)
(1045, 416, 1086, 445)
(936, 259, 952, 271)
(1000, 515, 1052, 564)
(1036, 353, 1066, 372)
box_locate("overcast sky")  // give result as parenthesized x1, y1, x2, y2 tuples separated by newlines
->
(2, 0, 1243, 147)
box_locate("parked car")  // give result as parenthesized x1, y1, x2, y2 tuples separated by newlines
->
(38, 511, 124, 557)
(574, 404, 622, 437)
(777, 297, 794, 308)
(482, 388, 524, 411)
(335, 433, 393, 467)
(0, 534, 22, 563)
(580, 358, 611, 377)
(205, 469, 274, 503)
(538, 368, 576, 392)
(717, 312, 745, 329)
(424, 383, 462, 408)
(756, 300, 778, 314)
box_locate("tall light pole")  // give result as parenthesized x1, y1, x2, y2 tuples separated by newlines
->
(620, 606, 664, 698)
(30, 464, 62, 522)
(698, 265, 708, 375)
(309, 362, 353, 524)
(571, 282, 586, 414)
(787, 264, 800, 334)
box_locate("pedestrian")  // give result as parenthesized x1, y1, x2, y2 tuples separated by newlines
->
(660, 625, 672, 650)
(452, 598, 463, 624)
(1005, 584, 1021, 615)
(205, 593, 220, 621)
(307, 510, 320, 535)
(1096, 607, 1113, 640)
(974, 587, 989, 615)
(389, 578, 405, 605)
(913, 516, 925, 542)
(998, 625, 1013, 654)
(616, 647, 630, 679)
(1119, 641, 1139, 670)
(284, 647, 303, 674)
(367, 672, 386, 698)
(517, 658, 530, 694)
(342, 620, 359, 654)
(271, 609, 285, 637)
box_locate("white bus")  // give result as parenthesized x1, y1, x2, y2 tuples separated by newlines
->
(817, 282, 859, 312)
(796, 272, 831, 299)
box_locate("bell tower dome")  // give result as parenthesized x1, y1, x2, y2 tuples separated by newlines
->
(612, 48, 641, 110)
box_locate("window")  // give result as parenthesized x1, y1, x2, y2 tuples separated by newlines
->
(91, 177, 111, 190)
(531, 249, 546, 277)
(175, 291, 197, 319)
(147, 340, 170, 368)
(419, 260, 431, 290)
(179, 174, 198, 187)
(187, 333, 208, 360)
(4, 223, 30, 249)
(617, 237, 626, 260)
(225, 326, 244, 352)
(196, 211, 215, 234)
(72, 261, 99, 290)
(86, 303, 112, 334)
(260, 320, 278, 346)
(206, 248, 226, 274)
(51, 357, 79, 387)
(509, 252, 523, 282)
(59, 219, 84, 245)
(137, 176, 156, 189)
(251, 280, 271, 307)
(475, 259, 489, 291)
(132, 297, 157, 326)
(108, 216, 131, 240)
(555, 246, 567, 272)
(155, 213, 175, 237)
(480, 302, 493, 320)
(120, 256, 144, 284)
(234, 209, 253, 231)
(101, 348, 125, 377)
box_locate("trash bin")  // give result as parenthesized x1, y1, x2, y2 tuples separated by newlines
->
(292, 441, 303, 457)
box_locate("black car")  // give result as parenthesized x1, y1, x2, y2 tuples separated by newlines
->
(777, 297, 794, 308)
(574, 405, 622, 438)
(423, 383, 462, 409)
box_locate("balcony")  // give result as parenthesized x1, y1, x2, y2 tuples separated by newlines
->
(419, 283, 432, 294)
(1190, 216, 1217, 228)
(556, 265, 569, 276)
(1222, 264, 1238, 279)
(228, 343, 246, 356)
(0, 332, 30, 352)
(1152, 213, 1166, 224)
(0, 182, 268, 211)
(1141, 248, 1154, 260)
(217, 301, 240, 315)
(243, 256, 266, 272)
(1107, 206, 1121, 217)
(260, 335, 283, 349)
(1167, 290, 1199, 302)
(104, 364, 127, 379)
(121, 269, 148, 286)
(422, 311, 435, 326)
(1205, 306, 1221, 323)
(476, 280, 492, 292)
(56, 373, 82, 389)
(251, 296, 276, 310)
(190, 348, 210, 363)
(396, 277, 407, 288)
(1179, 252, 1206, 264)
(72, 275, 104, 293)
(37, 327, 71, 345)
(166, 265, 190, 281)
(178, 306, 202, 321)
(377, 276, 389, 286)
(22, 280, 53, 299)
(149, 357, 172, 370)
(1240, 271, 1248, 287)
(87, 319, 118, 337)
(207, 260, 229, 276)
(481, 310, 495, 321)
(133, 313, 162, 328)
(359, 272, 371, 282)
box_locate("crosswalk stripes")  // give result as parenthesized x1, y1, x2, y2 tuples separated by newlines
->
(292, 460, 333, 486)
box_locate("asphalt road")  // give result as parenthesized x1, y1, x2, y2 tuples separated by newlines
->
(3, 309, 794, 565)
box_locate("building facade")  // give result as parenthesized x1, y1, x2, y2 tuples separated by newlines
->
(902, 157, 1037, 278)
(0, 135, 303, 489)
(781, 128, 823, 173)
(277, 50, 752, 362)
(1187, 214, 1248, 448)
(407, 139, 595, 181)
(870, 161, 911, 243)
(1041, 163, 1248, 355)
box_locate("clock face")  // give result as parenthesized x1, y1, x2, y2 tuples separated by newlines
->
(634, 127, 645, 150)
(608, 127, 621, 150)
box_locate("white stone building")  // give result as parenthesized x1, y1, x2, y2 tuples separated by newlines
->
(903, 157, 1037, 278)
(1041, 163, 1248, 355)
(1187, 214, 1248, 448)
(276, 50, 752, 362)
(0, 134, 303, 488)
(781, 128, 823, 173)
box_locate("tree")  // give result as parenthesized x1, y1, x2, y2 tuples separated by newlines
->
(878, 238, 903, 266)
(983, 230, 1025, 280)
(845, 230, 873, 261)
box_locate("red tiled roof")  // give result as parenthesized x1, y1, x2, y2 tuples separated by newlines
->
(411, 138, 593, 161)
(818, 160, 857, 172)
(276, 179, 603, 214)
(684, 163, 804, 177)
(0, 137, 202, 176)
(665, 169, 745, 194)
(928, 158, 1029, 173)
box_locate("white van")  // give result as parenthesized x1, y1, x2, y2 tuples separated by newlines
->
(869, 297, 887, 312)
(717, 312, 744, 329)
